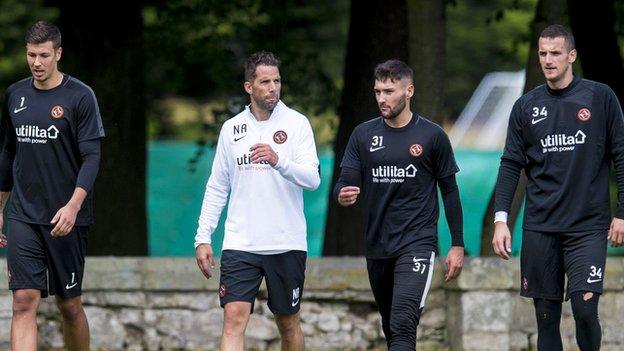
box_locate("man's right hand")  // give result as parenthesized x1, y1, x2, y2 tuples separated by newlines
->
(492, 222, 512, 260)
(0, 214, 6, 248)
(195, 244, 216, 279)
(338, 186, 360, 207)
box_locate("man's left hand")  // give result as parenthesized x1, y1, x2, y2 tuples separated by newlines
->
(250, 143, 278, 167)
(445, 246, 464, 282)
(609, 217, 624, 247)
(50, 203, 79, 237)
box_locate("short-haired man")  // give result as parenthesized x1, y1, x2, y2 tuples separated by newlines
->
(492, 24, 624, 350)
(335, 59, 465, 350)
(194, 51, 320, 351)
(0, 21, 105, 350)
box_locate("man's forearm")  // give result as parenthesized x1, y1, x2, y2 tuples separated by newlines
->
(0, 191, 9, 213)
(66, 187, 88, 211)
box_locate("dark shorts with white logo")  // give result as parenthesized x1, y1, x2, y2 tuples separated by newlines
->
(520, 230, 607, 301)
(6, 219, 88, 298)
(218, 249, 306, 315)
(366, 250, 436, 350)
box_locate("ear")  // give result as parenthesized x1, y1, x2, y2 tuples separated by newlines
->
(406, 83, 414, 99)
(243, 81, 252, 95)
(55, 46, 63, 62)
(568, 48, 577, 64)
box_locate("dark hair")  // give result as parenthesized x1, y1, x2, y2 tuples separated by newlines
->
(540, 24, 575, 51)
(374, 59, 413, 83)
(244, 51, 280, 82)
(25, 21, 62, 48)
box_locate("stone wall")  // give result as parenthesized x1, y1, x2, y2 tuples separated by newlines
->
(0, 257, 623, 350)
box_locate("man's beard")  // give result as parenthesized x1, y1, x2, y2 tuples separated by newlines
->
(380, 95, 407, 120)
(256, 95, 279, 112)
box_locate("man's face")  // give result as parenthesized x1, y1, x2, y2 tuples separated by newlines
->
(244, 65, 281, 112)
(26, 41, 62, 84)
(538, 36, 576, 85)
(374, 77, 413, 119)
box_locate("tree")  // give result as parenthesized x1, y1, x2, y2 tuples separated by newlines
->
(568, 0, 624, 103)
(407, 0, 446, 124)
(323, 0, 409, 255)
(480, 0, 566, 255)
(56, 0, 147, 255)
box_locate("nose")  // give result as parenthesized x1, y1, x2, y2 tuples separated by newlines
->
(33, 56, 42, 67)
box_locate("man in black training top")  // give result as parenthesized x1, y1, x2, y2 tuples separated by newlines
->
(492, 24, 624, 351)
(335, 59, 465, 350)
(0, 21, 104, 350)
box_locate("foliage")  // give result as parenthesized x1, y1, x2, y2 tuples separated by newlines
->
(143, 0, 348, 148)
(446, 0, 536, 119)
(0, 0, 58, 96)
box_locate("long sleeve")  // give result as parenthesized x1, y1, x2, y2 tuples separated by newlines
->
(273, 119, 320, 190)
(494, 101, 526, 214)
(195, 126, 231, 247)
(75, 139, 101, 192)
(0, 95, 15, 192)
(606, 88, 624, 219)
(439, 174, 464, 247)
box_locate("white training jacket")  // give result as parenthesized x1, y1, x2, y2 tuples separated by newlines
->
(195, 101, 320, 252)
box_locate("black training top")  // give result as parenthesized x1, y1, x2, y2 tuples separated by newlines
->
(0, 75, 105, 226)
(495, 76, 624, 232)
(340, 115, 459, 259)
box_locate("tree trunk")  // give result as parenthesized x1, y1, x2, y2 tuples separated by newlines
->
(568, 0, 624, 103)
(323, 0, 409, 255)
(57, 1, 147, 255)
(480, 0, 566, 255)
(407, 0, 445, 124)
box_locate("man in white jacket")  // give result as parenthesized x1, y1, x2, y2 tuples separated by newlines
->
(195, 51, 320, 351)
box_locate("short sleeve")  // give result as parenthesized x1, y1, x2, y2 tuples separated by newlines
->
(76, 90, 105, 142)
(434, 129, 459, 179)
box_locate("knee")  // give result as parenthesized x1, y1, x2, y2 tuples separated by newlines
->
(533, 298, 562, 327)
(223, 303, 250, 335)
(275, 313, 301, 337)
(390, 309, 420, 334)
(56, 297, 85, 322)
(571, 292, 599, 324)
(12, 290, 40, 316)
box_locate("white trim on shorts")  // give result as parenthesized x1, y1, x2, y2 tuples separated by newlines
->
(420, 251, 436, 309)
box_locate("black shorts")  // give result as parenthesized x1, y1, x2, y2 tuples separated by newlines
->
(520, 230, 607, 301)
(219, 250, 306, 315)
(367, 250, 436, 349)
(6, 219, 89, 298)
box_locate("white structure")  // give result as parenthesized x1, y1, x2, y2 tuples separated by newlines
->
(449, 70, 526, 150)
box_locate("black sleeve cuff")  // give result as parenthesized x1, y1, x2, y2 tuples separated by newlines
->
(333, 166, 361, 203)
(616, 206, 624, 220)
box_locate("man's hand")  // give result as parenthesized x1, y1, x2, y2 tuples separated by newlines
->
(608, 217, 624, 247)
(50, 203, 80, 237)
(445, 246, 464, 282)
(196, 244, 216, 279)
(492, 222, 512, 260)
(338, 186, 360, 207)
(0, 214, 6, 248)
(250, 143, 278, 167)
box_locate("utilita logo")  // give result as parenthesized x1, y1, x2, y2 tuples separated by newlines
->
(371, 164, 417, 184)
(541, 130, 586, 153)
(16, 125, 59, 144)
(236, 153, 269, 166)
